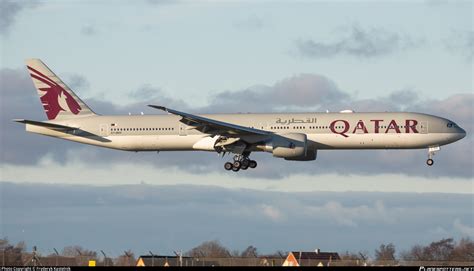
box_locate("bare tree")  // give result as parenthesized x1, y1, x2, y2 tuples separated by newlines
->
(0, 238, 26, 266)
(61, 245, 97, 266)
(61, 245, 97, 257)
(400, 244, 424, 261)
(241, 246, 258, 258)
(448, 238, 474, 261)
(401, 238, 458, 261)
(429, 238, 455, 261)
(339, 250, 369, 266)
(114, 250, 135, 266)
(375, 243, 396, 261)
(186, 240, 230, 258)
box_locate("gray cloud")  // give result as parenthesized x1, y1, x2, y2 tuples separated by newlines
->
(128, 84, 162, 100)
(444, 30, 474, 62)
(205, 74, 348, 113)
(126, 85, 189, 109)
(453, 219, 474, 237)
(1, 182, 472, 255)
(296, 25, 420, 59)
(64, 74, 90, 91)
(1, 68, 472, 178)
(0, 0, 40, 35)
(80, 25, 97, 36)
(0, 68, 70, 165)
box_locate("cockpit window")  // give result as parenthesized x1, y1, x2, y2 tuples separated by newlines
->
(447, 122, 458, 128)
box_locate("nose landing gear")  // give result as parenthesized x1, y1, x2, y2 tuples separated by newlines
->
(426, 158, 434, 166)
(224, 154, 257, 172)
(426, 146, 440, 166)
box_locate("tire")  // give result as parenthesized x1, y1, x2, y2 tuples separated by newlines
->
(426, 159, 434, 166)
(241, 164, 249, 170)
(224, 162, 233, 170)
(232, 166, 240, 172)
(241, 159, 250, 167)
(233, 161, 242, 169)
(249, 160, 257, 168)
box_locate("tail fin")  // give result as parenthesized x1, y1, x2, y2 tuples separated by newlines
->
(25, 59, 96, 120)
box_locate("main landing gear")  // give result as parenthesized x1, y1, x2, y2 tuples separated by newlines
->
(426, 146, 440, 166)
(224, 154, 257, 172)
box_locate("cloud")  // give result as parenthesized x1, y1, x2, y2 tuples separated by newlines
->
(1, 68, 472, 179)
(295, 25, 420, 59)
(80, 25, 97, 36)
(0, 68, 70, 165)
(65, 74, 90, 91)
(453, 219, 474, 237)
(2, 182, 472, 254)
(303, 200, 394, 227)
(260, 204, 284, 221)
(444, 30, 474, 62)
(205, 74, 348, 113)
(0, 0, 40, 35)
(128, 84, 167, 102)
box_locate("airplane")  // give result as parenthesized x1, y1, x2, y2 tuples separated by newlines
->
(14, 59, 466, 172)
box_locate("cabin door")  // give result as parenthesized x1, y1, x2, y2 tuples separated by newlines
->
(419, 121, 428, 134)
(179, 123, 187, 136)
(100, 124, 109, 137)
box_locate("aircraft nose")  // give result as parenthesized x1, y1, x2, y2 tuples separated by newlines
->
(458, 127, 467, 139)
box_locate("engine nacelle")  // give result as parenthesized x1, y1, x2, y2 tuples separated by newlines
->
(264, 133, 315, 160)
(284, 148, 317, 161)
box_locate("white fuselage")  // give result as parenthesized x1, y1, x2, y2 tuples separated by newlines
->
(25, 112, 466, 153)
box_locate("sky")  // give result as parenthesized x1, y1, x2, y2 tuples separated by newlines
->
(0, 0, 473, 257)
(2, 182, 473, 257)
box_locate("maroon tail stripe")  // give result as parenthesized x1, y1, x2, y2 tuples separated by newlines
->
(27, 66, 57, 86)
(30, 74, 55, 87)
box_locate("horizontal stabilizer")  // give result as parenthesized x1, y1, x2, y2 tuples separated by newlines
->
(13, 119, 78, 131)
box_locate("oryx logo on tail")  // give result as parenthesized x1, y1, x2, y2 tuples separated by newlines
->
(27, 65, 82, 120)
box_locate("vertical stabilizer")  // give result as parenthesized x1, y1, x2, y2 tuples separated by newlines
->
(25, 59, 96, 120)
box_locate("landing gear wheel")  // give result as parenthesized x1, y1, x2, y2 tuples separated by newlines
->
(224, 162, 233, 171)
(426, 159, 434, 166)
(249, 160, 257, 168)
(224, 153, 256, 172)
(233, 161, 242, 169)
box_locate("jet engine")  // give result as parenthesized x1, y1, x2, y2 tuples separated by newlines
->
(262, 133, 317, 161)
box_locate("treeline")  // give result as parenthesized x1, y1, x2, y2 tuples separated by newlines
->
(0, 240, 136, 266)
(339, 238, 474, 264)
(1, 237, 473, 266)
(184, 238, 474, 263)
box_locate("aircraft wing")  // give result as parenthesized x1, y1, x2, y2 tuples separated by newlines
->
(148, 105, 270, 136)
